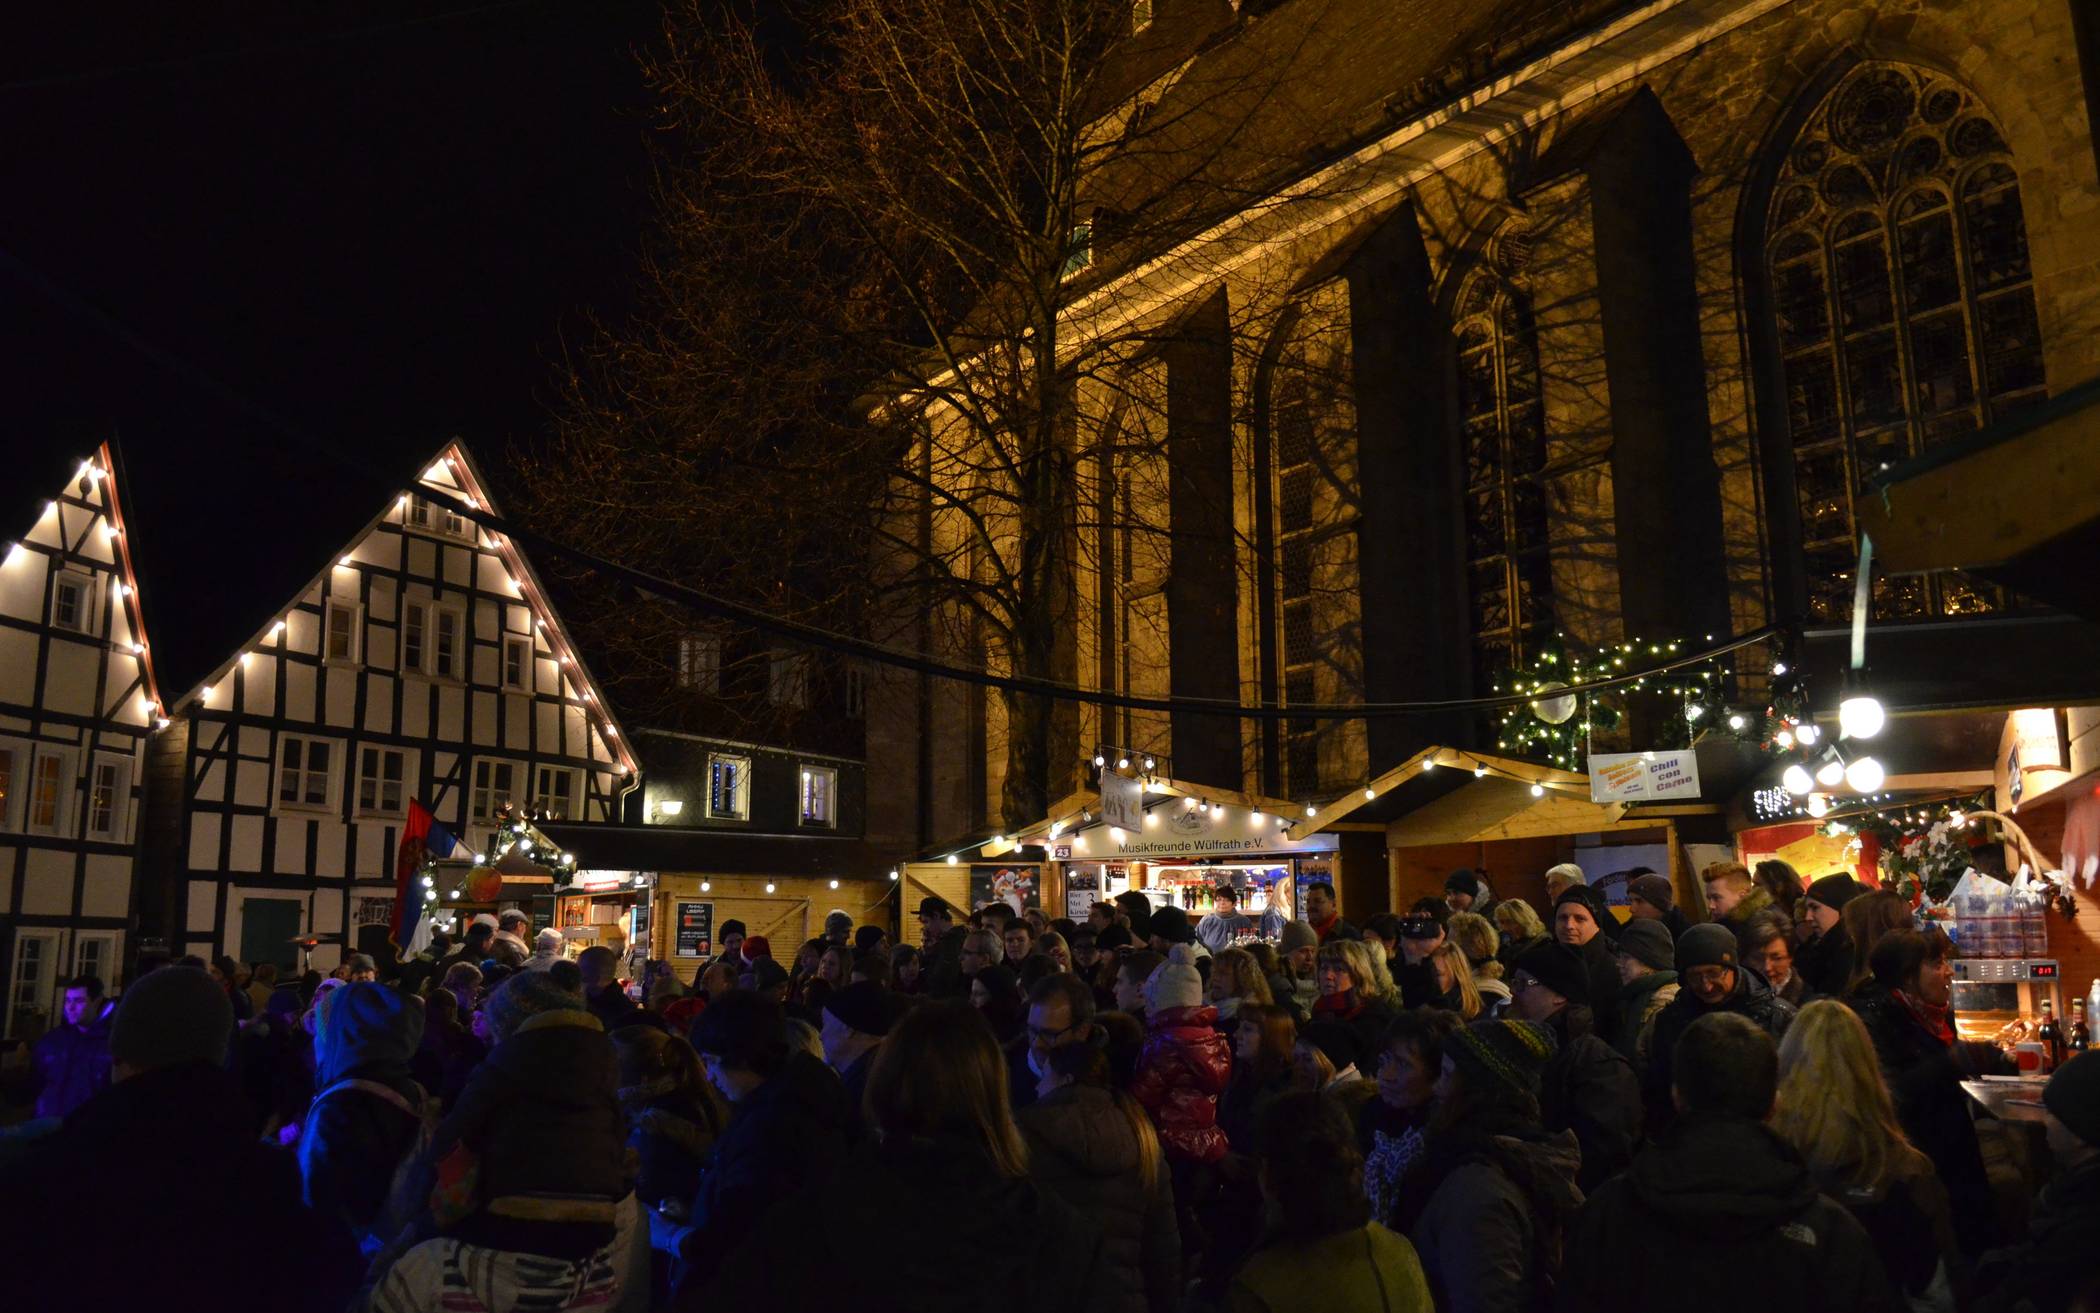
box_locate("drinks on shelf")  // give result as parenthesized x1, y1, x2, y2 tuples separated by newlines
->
(2070, 998, 2091, 1055)
(2037, 999, 2065, 1071)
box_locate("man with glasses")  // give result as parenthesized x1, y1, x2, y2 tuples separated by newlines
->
(1640, 923, 1796, 1131)
(1018, 974, 1097, 1107)
(960, 928, 1003, 981)
(916, 896, 967, 998)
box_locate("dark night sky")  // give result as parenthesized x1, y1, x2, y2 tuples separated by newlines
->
(1, 0, 663, 694)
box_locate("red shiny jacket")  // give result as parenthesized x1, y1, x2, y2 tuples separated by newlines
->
(1130, 1004, 1232, 1163)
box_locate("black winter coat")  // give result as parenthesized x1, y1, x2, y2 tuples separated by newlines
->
(1017, 1085, 1179, 1313)
(1973, 1156, 2100, 1313)
(1539, 1015, 1641, 1193)
(1559, 1113, 1898, 1313)
(708, 1133, 1105, 1313)
(1796, 927, 1854, 998)
(1643, 968, 1795, 1129)
(1574, 934, 1624, 1042)
(300, 981, 426, 1240)
(1846, 981, 2008, 1254)
(675, 1049, 852, 1291)
(2, 1061, 361, 1313)
(922, 925, 969, 999)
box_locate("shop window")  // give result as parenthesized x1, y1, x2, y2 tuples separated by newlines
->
(1762, 62, 2043, 620)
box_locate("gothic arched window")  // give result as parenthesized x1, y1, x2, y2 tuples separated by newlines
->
(1765, 63, 2045, 621)
(1456, 228, 1550, 685)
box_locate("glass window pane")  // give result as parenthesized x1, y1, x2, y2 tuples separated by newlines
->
(1843, 330, 1904, 429)
(1772, 256, 1830, 351)
(1280, 468, 1313, 533)
(1780, 352, 1840, 445)
(1832, 232, 1893, 332)
(1906, 312, 1974, 416)
(1280, 539, 1311, 599)
(1466, 489, 1503, 560)
(1897, 207, 1959, 312)
(1802, 547, 1855, 623)
(1963, 166, 2030, 292)
(1977, 290, 2044, 400)
(1794, 450, 1852, 544)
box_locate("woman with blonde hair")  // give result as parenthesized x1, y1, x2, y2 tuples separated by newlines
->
(1446, 911, 1510, 1015)
(1312, 939, 1398, 1058)
(1774, 999, 1957, 1303)
(1207, 946, 1274, 1030)
(1492, 898, 1549, 971)
(1426, 941, 1485, 1020)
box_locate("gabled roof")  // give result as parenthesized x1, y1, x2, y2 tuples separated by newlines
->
(163, 438, 638, 776)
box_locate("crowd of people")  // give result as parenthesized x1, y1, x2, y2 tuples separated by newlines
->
(3, 867, 2097, 1313)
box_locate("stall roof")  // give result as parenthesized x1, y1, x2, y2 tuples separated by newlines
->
(970, 774, 1309, 862)
(536, 822, 863, 880)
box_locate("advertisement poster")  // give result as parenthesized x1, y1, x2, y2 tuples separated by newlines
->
(1586, 750, 1702, 802)
(673, 901, 715, 958)
(971, 864, 1040, 913)
(1065, 868, 1099, 920)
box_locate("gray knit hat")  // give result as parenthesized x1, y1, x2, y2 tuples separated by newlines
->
(108, 965, 234, 1072)
(1279, 921, 1319, 954)
(1614, 919, 1676, 971)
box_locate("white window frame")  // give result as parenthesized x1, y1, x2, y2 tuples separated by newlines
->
(324, 600, 362, 664)
(799, 764, 837, 828)
(767, 650, 810, 709)
(429, 605, 464, 681)
(406, 493, 471, 540)
(401, 600, 428, 673)
(707, 753, 751, 821)
(502, 634, 534, 692)
(677, 633, 721, 694)
(6, 929, 62, 1040)
(356, 745, 410, 818)
(26, 745, 73, 835)
(532, 764, 577, 821)
(86, 752, 131, 841)
(73, 932, 118, 992)
(276, 735, 338, 812)
(50, 569, 97, 636)
(471, 758, 522, 824)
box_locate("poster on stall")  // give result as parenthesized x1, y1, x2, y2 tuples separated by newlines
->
(1065, 869, 1100, 920)
(1098, 772, 1144, 832)
(1586, 749, 1702, 802)
(673, 901, 715, 958)
(971, 865, 1040, 913)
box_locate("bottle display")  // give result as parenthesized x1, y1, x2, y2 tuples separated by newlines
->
(2070, 998, 2091, 1055)
(2037, 999, 2064, 1072)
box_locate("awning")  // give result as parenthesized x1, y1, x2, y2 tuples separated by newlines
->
(534, 822, 864, 880)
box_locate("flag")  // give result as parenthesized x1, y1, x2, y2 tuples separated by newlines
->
(393, 800, 467, 954)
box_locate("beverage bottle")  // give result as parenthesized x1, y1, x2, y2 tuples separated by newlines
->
(2070, 999, 2091, 1055)
(2037, 999, 2064, 1071)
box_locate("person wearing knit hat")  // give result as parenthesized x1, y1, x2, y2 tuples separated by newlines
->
(1296, 1019, 1369, 1092)
(1444, 868, 1488, 912)
(823, 908, 854, 947)
(740, 934, 772, 968)
(1550, 884, 1626, 1042)
(110, 963, 236, 1075)
(1609, 920, 1680, 1066)
(1795, 873, 1867, 996)
(820, 980, 893, 1127)
(1509, 939, 1641, 1189)
(1131, 944, 1231, 1164)
(1639, 921, 1797, 1130)
(1960, 1051, 2100, 1311)
(1625, 870, 1694, 941)
(1445, 1018, 1557, 1099)
(1278, 919, 1319, 958)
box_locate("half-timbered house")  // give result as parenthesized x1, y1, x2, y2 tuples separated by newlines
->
(136, 443, 635, 973)
(1, 445, 163, 1036)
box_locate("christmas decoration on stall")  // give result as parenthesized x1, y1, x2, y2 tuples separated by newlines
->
(1832, 796, 2081, 915)
(428, 801, 580, 910)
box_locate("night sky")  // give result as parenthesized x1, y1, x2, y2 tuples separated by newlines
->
(1, 0, 662, 692)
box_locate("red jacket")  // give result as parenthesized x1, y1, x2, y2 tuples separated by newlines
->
(1130, 1004, 1232, 1163)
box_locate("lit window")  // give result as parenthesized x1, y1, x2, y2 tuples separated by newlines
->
(87, 756, 129, 840)
(357, 746, 407, 816)
(472, 759, 519, 823)
(532, 764, 576, 820)
(50, 571, 94, 634)
(277, 737, 334, 810)
(799, 765, 837, 827)
(708, 754, 751, 820)
(28, 749, 69, 833)
(325, 601, 360, 663)
(407, 494, 470, 539)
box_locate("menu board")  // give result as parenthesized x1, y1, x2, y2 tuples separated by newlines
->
(673, 901, 715, 958)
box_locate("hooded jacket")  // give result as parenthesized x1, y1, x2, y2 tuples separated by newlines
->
(1794, 926, 1854, 999)
(1408, 1122, 1583, 1313)
(1538, 1011, 1641, 1194)
(1611, 969, 1679, 1066)
(1130, 1004, 1232, 1164)
(1018, 1084, 1179, 1313)
(1643, 967, 1795, 1129)
(300, 981, 427, 1239)
(1559, 1114, 1897, 1313)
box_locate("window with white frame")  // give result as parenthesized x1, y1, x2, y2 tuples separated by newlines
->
(87, 754, 130, 841)
(431, 606, 463, 680)
(407, 493, 470, 539)
(50, 570, 95, 635)
(503, 634, 534, 691)
(276, 736, 335, 810)
(402, 601, 427, 672)
(7, 930, 59, 1037)
(357, 746, 408, 816)
(799, 765, 837, 827)
(325, 601, 361, 663)
(532, 764, 576, 820)
(472, 758, 521, 823)
(707, 754, 750, 820)
(767, 650, 810, 709)
(27, 747, 70, 834)
(677, 633, 721, 694)
(73, 932, 117, 992)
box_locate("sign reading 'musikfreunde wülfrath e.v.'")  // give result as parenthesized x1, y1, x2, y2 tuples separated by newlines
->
(1587, 750, 1702, 803)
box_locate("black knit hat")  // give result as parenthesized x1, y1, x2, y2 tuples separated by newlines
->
(1446, 1019, 1557, 1099)
(821, 980, 894, 1037)
(1444, 869, 1484, 899)
(2044, 1051, 2100, 1148)
(1512, 939, 1590, 1005)
(109, 965, 234, 1072)
(1803, 874, 1869, 913)
(1150, 904, 1194, 945)
(1614, 919, 1675, 971)
(1628, 873, 1676, 913)
(1553, 883, 1619, 942)
(1676, 923, 1738, 972)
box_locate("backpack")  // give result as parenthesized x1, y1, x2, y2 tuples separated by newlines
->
(302, 1076, 440, 1248)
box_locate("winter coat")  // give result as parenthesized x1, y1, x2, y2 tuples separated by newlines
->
(1810, 1141, 1956, 1301)
(1315, 992, 1402, 1065)
(1195, 911, 1253, 952)
(1130, 1004, 1233, 1164)
(623, 1084, 723, 1211)
(1972, 1155, 2100, 1313)
(3, 1061, 361, 1313)
(236, 1012, 316, 1131)
(675, 1049, 851, 1290)
(1498, 933, 1548, 974)
(1573, 934, 1624, 1042)
(300, 981, 428, 1242)
(704, 1133, 1105, 1313)
(1227, 1222, 1434, 1313)
(587, 982, 646, 1032)
(1406, 1122, 1583, 1313)
(1795, 927, 1853, 1000)
(1559, 1113, 1898, 1313)
(32, 1019, 110, 1120)
(1218, 1065, 1295, 1156)
(1018, 1084, 1180, 1313)
(921, 925, 969, 999)
(838, 1045, 878, 1141)
(1539, 1014, 1641, 1194)
(1846, 980, 2008, 1254)
(1643, 967, 1795, 1129)
(1611, 970, 1678, 1066)
(1719, 886, 1777, 957)
(1474, 974, 1514, 1018)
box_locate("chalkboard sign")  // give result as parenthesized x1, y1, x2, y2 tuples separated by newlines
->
(674, 901, 715, 958)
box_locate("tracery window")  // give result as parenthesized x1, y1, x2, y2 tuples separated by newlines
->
(1765, 63, 2044, 621)
(1455, 228, 1550, 687)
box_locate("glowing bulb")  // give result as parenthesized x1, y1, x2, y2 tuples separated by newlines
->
(1816, 757, 1846, 787)
(701, 880, 712, 892)
(1774, 730, 1794, 750)
(1093, 754, 1105, 767)
(1474, 765, 1487, 778)
(1726, 713, 1746, 731)
(472, 853, 487, 865)
(1144, 812, 1158, 827)
(1143, 757, 1154, 771)
(1530, 783, 1545, 797)
(1782, 764, 1814, 796)
(1109, 826, 1125, 844)
(765, 882, 776, 894)
(1797, 723, 1820, 744)
(155, 717, 170, 730)
(1213, 806, 1227, 821)
(115, 582, 129, 597)
(946, 855, 958, 866)
(1948, 811, 1965, 828)
(1116, 757, 1130, 770)
(1253, 812, 1266, 826)
(132, 643, 145, 655)
(887, 870, 899, 881)
(1423, 759, 1436, 771)
(1839, 693, 1885, 740)
(1363, 787, 1375, 800)
(1305, 804, 1316, 817)
(202, 685, 215, 700)
(1186, 797, 1199, 810)
(829, 879, 840, 889)
(1845, 756, 1885, 792)
(340, 557, 353, 567)
(1772, 662, 1789, 676)
(1806, 794, 1830, 818)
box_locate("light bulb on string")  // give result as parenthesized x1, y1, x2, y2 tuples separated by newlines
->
(1845, 756, 1885, 792)
(1817, 755, 1846, 788)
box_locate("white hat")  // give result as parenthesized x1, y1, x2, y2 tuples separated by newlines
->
(1145, 943, 1205, 1013)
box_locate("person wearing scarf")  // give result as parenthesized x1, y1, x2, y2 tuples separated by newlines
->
(1847, 927, 2012, 1256)
(1311, 940, 1399, 1062)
